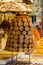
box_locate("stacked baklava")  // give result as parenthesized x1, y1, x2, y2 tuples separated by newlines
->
(5, 16, 33, 53)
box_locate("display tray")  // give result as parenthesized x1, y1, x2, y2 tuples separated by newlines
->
(0, 54, 16, 64)
(0, 57, 12, 64)
(0, 53, 43, 64)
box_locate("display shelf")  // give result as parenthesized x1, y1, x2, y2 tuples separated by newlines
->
(14, 54, 43, 64)
(2, 54, 43, 65)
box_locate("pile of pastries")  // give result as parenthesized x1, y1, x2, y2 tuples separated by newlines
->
(32, 28, 40, 41)
(32, 26, 43, 52)
(5, 16, 33, 53)
(33, 37, 43, 54)
(0, 2, 32, 12)
(32, 27, 40, 49)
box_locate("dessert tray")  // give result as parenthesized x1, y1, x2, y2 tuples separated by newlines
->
(15, 54, 43, 64)
(0, 53, 43, 64)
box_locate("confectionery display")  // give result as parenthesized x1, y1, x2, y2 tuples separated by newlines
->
(5, 16, 33, 53)
(0, 0, 43, 65)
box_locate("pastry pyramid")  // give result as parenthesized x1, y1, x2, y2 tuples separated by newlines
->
(5, 16, 33, 53)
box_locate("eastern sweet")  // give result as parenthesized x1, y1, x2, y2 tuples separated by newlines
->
(5, 16, 33, 53)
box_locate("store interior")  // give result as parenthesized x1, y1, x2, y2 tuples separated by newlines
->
(0, 0, 43, 65)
